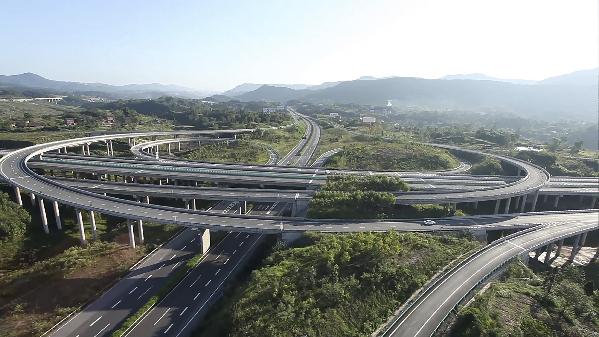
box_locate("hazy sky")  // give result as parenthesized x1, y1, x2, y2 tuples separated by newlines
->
(1, 0, 597, 91)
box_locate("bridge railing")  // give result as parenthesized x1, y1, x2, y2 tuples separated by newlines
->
(377, 225, 542, 337)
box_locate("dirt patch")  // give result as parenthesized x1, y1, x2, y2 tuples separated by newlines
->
(0, 243, 143, 337)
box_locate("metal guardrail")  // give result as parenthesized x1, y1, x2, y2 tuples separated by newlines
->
(377, 225, 542, 337)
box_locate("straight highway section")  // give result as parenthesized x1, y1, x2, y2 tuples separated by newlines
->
(380, 212, 598, 337)
(48, 228, 207, 337)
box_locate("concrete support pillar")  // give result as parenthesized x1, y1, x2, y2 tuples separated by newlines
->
(144, 195, 150, 204)
(86, 143, 90, 156)
(38, 198, 49, 234)
(109, 140, 114, 156)
(30, 192, 36, 207)
(530, 191, 540, 212)
(514, 196, 521, 210)
(494, 199, 500, 214)
(52, 200, 62, 230)
(503, 197, 511, 214)
(106, 142, 111, 156)
(591, 241, 599, 263)
(239, 200, 247, 214)
(519, 194, 528, 213)
(200, 229, 210, 254)
(553, 239, 564, 260)
(591, 196, 597, 208)
(137, 220, 144, 244)
(184, 200, 190, 210)
(168, 143, 171, 155)
(76, 209, 86, 245)
(553, 195, 561, 209)
(81, 145, 86, 155)
(63, 147, 68, 154)
(127, 220, 136, 248)
(155, 145, 159, 159)
(14, 186, 22, 206)
(544, 243, 554, 265)
(569, 234, 583, 261)
(192, 199, 197, 211)
(178, 141, 181, 152)
(90, 211, 97, 240)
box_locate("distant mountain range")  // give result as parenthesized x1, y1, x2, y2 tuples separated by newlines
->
(218, 68, 598, 121)
(2, 69, 596, 121)
(440, 73, 537, 85)
(0, 73, 207, 99)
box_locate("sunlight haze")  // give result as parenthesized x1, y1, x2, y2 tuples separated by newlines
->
(0, 0, 596, 91)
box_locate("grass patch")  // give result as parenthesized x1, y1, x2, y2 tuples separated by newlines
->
(325, 141, 460, 171)
(193, 232, 479, 337)
(450, 261, 599, 337)
(182, 139, 271, 164)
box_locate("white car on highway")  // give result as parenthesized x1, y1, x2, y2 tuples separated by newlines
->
(423, 219, 436, 226)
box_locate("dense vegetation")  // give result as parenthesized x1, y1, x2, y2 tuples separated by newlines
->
(308, 176, 408, 219)
(322, 175, 410, 192)
(450, 261, 599, 337)
(326, 142, 460, 171)
(194, 232, 479, 337)
(0, 192, 30, 241)
(515, 150, 598, 177)
(470, 158, 505, 176)
(182, 139, 271, 164)
(308, 175, 462, 219)
(100, 97, 290, 129)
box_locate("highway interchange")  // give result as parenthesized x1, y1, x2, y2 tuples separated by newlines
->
(0, 110, 597, 337)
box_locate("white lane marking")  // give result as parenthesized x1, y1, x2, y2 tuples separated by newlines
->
(190, 238, 196, 243)
(224, 258, 230, 265)
(181, 245, 187, 250)
(180, 306, 189, 316)
(169, 254, 177, 260)
(189, 274, 202, 287)
(174, 234, 265, 337)
(193, 292, 201, 300)
(145, 275, 152, 282)
(216, 254, 221, 260)
(172, 261, 180, 270)
(137, 286, 152, 300)
(128, 286, 138, 294)
(232, 249, 237, 255)
(215, 268, 221, 275)
(89, 316, 102, 326)
(111, 300, 121, 309)
(164, 324, 174, 334)
(158, 263, 164, 270)
(93, 323, 110, 337)
(154, 308, 171, 326)
(239, 242, 244, 247)
(204, 279, 212, 287)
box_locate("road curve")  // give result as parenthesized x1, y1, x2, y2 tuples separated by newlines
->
(380, 214, 597, 337)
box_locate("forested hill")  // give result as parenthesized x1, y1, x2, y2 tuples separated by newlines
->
(98, 97, 289, 129)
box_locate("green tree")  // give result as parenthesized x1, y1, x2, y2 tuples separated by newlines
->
(0, 192, 30, 240)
